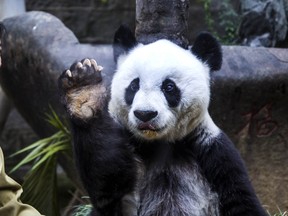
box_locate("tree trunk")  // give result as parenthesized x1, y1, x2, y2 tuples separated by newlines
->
(135, 0, 189, 48)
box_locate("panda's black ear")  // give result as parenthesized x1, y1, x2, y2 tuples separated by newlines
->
(191, 32, 222, 71)
(113, 25, 138, 62)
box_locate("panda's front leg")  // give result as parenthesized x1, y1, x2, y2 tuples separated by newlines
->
(58, 59, 137, 216)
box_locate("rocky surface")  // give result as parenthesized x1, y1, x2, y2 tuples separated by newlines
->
(0, 11, 288, 212)
(0, 11, 115, 137)
(0, 13, 114, 209)
(26, 0, 136, 44)
(0, 108, 38, 180)
(238, 0, 288, 47)
(210, 46, 288, 211)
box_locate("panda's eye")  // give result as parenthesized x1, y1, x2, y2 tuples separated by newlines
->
(164, 82, 175, 93)
(129, 79, 140, 92)
(162, 80, 176, 93)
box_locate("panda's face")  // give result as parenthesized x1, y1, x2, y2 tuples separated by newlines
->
(109, 40, 211, 141)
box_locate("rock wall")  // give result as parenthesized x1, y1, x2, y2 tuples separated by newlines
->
(25, 0, 229, 44)
(26, 0, 137, 44)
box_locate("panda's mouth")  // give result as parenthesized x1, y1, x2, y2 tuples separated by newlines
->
(137, 123, 160, 131)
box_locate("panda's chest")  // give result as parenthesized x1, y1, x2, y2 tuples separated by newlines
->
(135, 161, 220, 216)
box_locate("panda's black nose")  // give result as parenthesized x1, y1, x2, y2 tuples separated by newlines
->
(134, 110, 158, 122)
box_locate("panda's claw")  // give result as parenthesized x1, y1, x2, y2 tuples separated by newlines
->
(90, 59, 97, 66)
(82, 58, 91, 67)
(90, 59, 103, 72)
(75, 62, 83, 69)
(64, 59, 102, 87)
(66, 69, 72, 78)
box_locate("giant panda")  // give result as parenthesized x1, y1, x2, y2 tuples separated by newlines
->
(58, 25, 268, 216)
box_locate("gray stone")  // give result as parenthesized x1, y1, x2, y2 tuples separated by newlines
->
(0, 12, 114, 198)
(0, 11, 115, 137)
(43, 8, 135, 44)
(0, 26, 12, 134)
(25, 0, 136, 44)
(26, 0, 93, 8)
(210, 46, 288, 211)
(0, 108, 39, 181)
(239, 0, 288, 47)
(0, 87, 11, 133)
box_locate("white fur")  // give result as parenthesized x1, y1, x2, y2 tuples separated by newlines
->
(109, 39, 219, 141)
(138, 164, 220, 216)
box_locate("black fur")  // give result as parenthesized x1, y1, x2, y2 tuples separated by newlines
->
(193, 132, 268, 216)
(134, 110, 158, 122)
(191, 32, 222, 71)
(58, 59, 137, 216)
(58, 27, 267, 216)
(161, 79, 181, 107)
(113, 25, 138, 62)
(71, 115, 136, 216)
(125, 78, 140, 105)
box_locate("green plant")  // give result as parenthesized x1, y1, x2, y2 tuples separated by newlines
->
(73, 204, 93, 216)
(10, 109, 72, 216)
(268, 209, 288, 216)
(200, 0, 216, 35)
(198, 0, 240, 44)
(218, 0, 240, 44)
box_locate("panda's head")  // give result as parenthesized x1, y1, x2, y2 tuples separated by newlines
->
(109, 25, 222, 142)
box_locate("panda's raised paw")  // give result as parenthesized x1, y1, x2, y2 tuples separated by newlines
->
(58, 58, 107, 122)
(59, 58, 103, 91)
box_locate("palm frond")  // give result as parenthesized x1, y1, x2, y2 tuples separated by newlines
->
(45, 106, 70, 135)
(10, 108, 72, 216)
(22, 156, 60, 216)
(10, 130, 71, 172)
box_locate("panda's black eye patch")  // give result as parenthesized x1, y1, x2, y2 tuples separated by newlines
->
(161, 79, 181, 107)
(125, 78, 140, 105)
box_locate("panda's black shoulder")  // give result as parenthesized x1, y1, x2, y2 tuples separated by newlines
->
(192, 131, 249, 184)
(195, 131, 268, 215)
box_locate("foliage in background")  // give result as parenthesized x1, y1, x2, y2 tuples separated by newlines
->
(198, 0, 240, 44)
(73, 204, 93, 216)
(199, 0, 216, 35)
(268, 209, 288, 216)
(218, 0, 240, 44)
(10, 109, 72, 216)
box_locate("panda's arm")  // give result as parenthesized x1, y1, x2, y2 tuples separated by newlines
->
(58, 59, 136, 215)
(197, 132, 268, 216)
